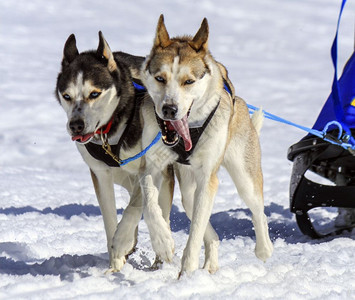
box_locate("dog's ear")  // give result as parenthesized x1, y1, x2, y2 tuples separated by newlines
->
(62, 34, 79, 66)
(154, 14, 172, 48)
(189, 18, 209, 52)
(97, 31, 117, 72)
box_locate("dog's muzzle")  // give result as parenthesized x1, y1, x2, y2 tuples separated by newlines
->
(69, 118, 95, 143)
(162, 104, 178, 120)
(69, 119, 85, 135)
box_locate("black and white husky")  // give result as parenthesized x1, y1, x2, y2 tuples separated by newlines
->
(55, 32, 175, 272)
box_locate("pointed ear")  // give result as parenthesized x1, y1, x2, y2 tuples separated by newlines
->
(97, 31, 117, 72)
(189, 18, 209, 52)
(154, 14, 172, 48)
(62, 34, 79, 66)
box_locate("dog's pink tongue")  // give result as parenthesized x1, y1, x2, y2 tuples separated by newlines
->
(171, 115, 192, 151)
(71, 133, 94, 143)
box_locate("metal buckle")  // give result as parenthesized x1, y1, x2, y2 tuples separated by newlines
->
(100, 133, 122, 165)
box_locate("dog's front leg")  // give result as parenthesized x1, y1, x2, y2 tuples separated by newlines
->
(140, 171, 175, 263)
(90, 169, 118, 268)
(180, 169, 219, 275)
(111, 180, 143, 272)
(175, 164, 219, 274)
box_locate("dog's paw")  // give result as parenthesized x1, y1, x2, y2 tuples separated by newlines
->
(255, 239, 273, 262)
(203, 258, 219, 274)
(150, 227, 175, 263)
(108, 256, 127, 273)
(180, 252, 199, 275)
(143, 201, 174, 263)
(203, 239, 219, 274)
(112, 231, 137, 259)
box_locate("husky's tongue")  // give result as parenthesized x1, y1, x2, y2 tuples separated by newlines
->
(171, 115, 192, 151)
(71, 132, 94, 143)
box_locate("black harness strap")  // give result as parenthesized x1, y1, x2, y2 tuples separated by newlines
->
(172, 102, 220, 165)
(84, 82, 144, 167)
(85, 142, 121, 167)
(223, 78, 233, 102)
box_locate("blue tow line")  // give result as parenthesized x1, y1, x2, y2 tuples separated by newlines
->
(119, 99, 355, 167)
(119, 131, 162, 166)
(124, 92, 354, 167)
(247, 104, 355, 151)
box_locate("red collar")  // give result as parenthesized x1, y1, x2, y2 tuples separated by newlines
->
(95, 117, 114, 135)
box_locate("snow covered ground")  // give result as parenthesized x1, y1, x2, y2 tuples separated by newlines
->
(1, 0, 355, 299)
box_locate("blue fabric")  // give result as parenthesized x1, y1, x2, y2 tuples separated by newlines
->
(311, 0, 355, 147)
(312, 52, 355, 132)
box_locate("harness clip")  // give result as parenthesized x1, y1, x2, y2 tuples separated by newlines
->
(100, 133, 122, 165)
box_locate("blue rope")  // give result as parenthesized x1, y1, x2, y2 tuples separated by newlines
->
(247, 104, 355, 151)
(119, 131, 162, 166)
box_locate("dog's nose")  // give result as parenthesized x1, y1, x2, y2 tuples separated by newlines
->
(162, 104, 178, 119)
(69, 119, 85, 134)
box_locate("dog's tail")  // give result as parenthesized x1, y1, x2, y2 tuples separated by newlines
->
(251, 108, 264, 136)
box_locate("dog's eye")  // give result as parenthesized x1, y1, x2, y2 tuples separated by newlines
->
(89, 91, 101, 99)
(184, 79, 195, 85)
(155, 76, 166, 84)
(62, 94, 71, 101)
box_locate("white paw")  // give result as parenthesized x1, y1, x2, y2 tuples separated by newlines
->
(203, 259, 219, 274)
(112, 231, 137, 259)
(203, 239, 219, 274)
(106, 256, 126, 273)
(255, 238, 273, 262)
(149, 222, 175, 262)
(252, 214, 273, 262)
(180, 250, 199, 275)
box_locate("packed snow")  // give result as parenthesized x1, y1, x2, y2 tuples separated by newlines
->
(1, 0, 355, 299)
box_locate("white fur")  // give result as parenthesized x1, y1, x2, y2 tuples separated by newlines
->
(141, 174, 175, 262)
(251, 108, 264, 136)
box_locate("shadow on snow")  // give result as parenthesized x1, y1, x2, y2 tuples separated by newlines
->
(0, 203, 353, 279)
(0, 245, 108, 281)
(0, 202, 337, 243)
(0, 204, 123, 220)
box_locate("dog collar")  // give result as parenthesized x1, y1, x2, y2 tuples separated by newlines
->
(95, 118, 114, 135)
(84, 81, 144, 167)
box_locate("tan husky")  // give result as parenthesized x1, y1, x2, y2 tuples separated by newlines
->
(139, 15, 273, 275)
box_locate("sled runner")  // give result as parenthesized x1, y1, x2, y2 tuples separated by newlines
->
(288, 0, 355, 238)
